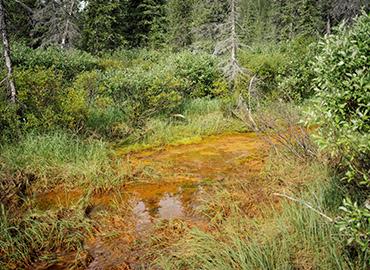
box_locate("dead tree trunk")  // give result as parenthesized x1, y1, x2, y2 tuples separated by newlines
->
(326, 16, 331, 35)
(61, 1, 75, 49)
(0, 0, 16, 103)
(230, 0, 238, 81)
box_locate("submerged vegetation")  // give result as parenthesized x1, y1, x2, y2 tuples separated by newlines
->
(0, 0, 369, 269)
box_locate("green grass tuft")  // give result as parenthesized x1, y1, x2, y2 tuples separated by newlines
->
(0, 131, 127, 191)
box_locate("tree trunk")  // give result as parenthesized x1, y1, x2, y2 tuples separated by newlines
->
(230, 0, 238, 82)
(61, 1, 75, 49)
(0, 0, 16, 103)
(326, 16, 331, 35)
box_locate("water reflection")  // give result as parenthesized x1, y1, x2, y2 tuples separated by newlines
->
(158, 193, 184, 219)
(132, 201, 152, 231)
(131, 186, 196, 231)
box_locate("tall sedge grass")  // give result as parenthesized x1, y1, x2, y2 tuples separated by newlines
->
(0, 200, 92, 269)
(0, 131, 127, 191)
(156, 180, 355, 270)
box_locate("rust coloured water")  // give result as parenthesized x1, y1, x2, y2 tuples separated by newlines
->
(37, 133, 267, 223)
(35, 132, 270, 269)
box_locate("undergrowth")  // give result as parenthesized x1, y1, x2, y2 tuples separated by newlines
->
(122, 98, 245, 152)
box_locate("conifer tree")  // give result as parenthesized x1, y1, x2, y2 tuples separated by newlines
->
(32, 0, 80, 48)
(6, 0, 35, 42)
(81, 0, 127, 52)
(239, 0, 275, 45)
(124, 0, 166, 47)
(191, 0, 229, 51)
(167, 0, 194, 47)
(272, 0, 323, 40)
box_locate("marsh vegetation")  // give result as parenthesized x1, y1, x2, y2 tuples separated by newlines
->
(0, 1, 369, 269)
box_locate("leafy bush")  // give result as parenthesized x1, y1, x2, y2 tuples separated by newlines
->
(277, 36, 318, 101)
(239, 48, 288, 94)
(309, 13, 370, 260)
(2, 49, 227, 140)
(0, 102, 21, 142)
(310, 14, 370, 187)
(100, 51, 226, 126)
(14, 68, 87, 130)
(173, 51, 227, 98)
(337, 199, 370, 254)
(12, 43, 99, 80)
(103, 67, 183, 127)
(15, 67, 64, 129)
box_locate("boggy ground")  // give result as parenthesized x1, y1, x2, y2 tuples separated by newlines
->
(33, 132, 299, 269)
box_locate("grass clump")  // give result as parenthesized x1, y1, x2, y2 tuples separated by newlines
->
(0, 202, 92, 269)
(157, 186, 350, 270)
(0, 131, 126, 192)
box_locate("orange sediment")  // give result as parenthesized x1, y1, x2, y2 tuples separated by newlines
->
(34, 132, 273, 269)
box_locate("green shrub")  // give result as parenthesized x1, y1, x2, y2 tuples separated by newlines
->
(15, 67, 64, 130)
(100, 51, 227, 127)
(337, 199, 370, 255)
(239, 48, 288, 94)
(4, 49, 228, 139)
(0, 102, 21, 142)
(277, 36, 318, 101)
(309, 13, 370, 259)
(104, 67, 183, 126)
(173, 51, 227, 98)
(310, 14, 370, 187)
(14, 68, 87, 130)
(12, 43, 99, 80)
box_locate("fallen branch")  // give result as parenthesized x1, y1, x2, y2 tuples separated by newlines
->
(274, 192, 334, 222)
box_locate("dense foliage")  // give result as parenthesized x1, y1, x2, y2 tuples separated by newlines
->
(311, 14, 369, 188)
(1, 47, 225, 140)
(309, 14, 370, 258)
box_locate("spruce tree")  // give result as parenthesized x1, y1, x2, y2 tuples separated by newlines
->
(124, 0, 167, 47)
(81, 0, 127, 53)
(191, 0, 229, 51)
(167, 0, 194, 48)
(5, 0, 35, 42)
(272, 0, 323, 40)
